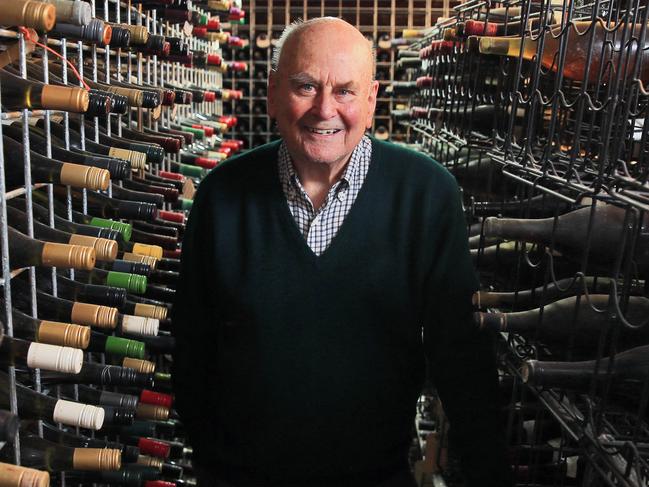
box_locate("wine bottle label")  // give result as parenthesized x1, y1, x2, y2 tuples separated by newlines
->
(68, 234, 117, 261)
(60, 163, 111, 191)
(0, 462, 50, 487)
(121, 314, 159, 337)
(53, 399, 105, 430)
(27, 342, 83, 374)
(70, 302, 118, 329)
(122, 357, 156, 373)
(41, 242, 96, 270)
(133, 303, 167, 320)
(131, 243, 164, 259)
(38, 321, 91, 349)
(73, 448, 121, 470)
(136, 402, 170, 421)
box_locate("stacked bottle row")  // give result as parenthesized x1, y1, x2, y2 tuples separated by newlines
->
(392, 1, 649, 486)
(219, 1, 423, 147)
(0, 0, 247, 485)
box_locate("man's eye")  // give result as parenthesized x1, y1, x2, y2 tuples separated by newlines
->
(300, 84, 315, 92)
(338, 89, 352, 96)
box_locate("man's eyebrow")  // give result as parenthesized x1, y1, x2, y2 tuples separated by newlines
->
(287, 73, 360, 90)
(288, 73, 318, 85)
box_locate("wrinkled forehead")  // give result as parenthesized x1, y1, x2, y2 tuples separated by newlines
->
(280, 24, 374, 81)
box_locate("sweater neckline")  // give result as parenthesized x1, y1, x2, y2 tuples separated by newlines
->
(270, 138, 382, 263)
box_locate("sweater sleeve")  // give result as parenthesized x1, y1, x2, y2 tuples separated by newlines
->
(171, 182, 218, 468)
(423, 178, 513, 487)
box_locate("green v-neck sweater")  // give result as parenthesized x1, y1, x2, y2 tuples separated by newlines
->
(172, 139, 511, 487)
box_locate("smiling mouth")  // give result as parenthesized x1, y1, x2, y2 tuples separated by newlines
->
(305, 127, 342, 135)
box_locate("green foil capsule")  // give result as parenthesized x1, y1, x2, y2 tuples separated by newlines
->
(179, 198, 193, 211)
(90, 217, 132, 242)
(178, 163, 205, 178)
(154, 372, 171, 383)
(105, 336, 145, 359)
(106, 271, 148, 294)
(180, 126, 205, 139)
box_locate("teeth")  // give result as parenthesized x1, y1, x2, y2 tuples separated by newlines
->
(308, 127, 339, 135)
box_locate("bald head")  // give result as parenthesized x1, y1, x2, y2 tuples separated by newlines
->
(271, 17, 376, 80)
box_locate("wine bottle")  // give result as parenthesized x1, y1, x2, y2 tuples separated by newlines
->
(50, 18, 112, 45)
(8, 198, 121, 242)
(476, 22, 649, 83)
(6, 206, 117, 261)
(59, 384, 139, 410)
(472, 276, 639, 310)
(72, 268, 148, 295)
(52, 186, 159, 222)
(0, 462, 49, 487)
(33, 268, 127, 308)
(4, 304, 90, 349)
(4, 123, 131, 180)
(10, 278, 118, 329)
(0, 69, 88, 112)
(523, 344, 649, 388)
(121, 358, 156, 375)
(131, 221, 178, 239)
(2, 0, 57, 31)
(71, 118, 165, 163)
(43, 0, 91, 25)
(0, 335, 82, 373)
(2, 135, 110, 190)
(475, 294, 649, 346)
(36, 118, 147, 169)
(15, 434, 121, 471)
(31, 189, 133, 242)
(6, 226, 95, 271)
(0, 370, 104, 429)
(110, 184, 165, 208)
(483, 205, 649, 270)
(0, 410, 19, 443)
(56, 469, 143, 486)
(469, 192, 578, 218)
(39, 362, 154, 388)
(87, 332, 145, 358)
(24, 421, 141, 462)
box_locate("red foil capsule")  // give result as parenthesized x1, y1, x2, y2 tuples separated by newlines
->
(159, 210, 186, 224)
(207, 18, 220, 31)
(138, 438, 170, 459)
(140, 389, 173, 408)
(193, 157, 219, 169)
(192, 26, 208, 37)
(464, 20, 500, 37)
(159, 171, 186, 182)
(207, 54, 222, 66)
(203, 91, 216, 102)
(145, 482, 176, 487)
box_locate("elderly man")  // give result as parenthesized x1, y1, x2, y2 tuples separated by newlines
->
(173, 17, 511, 487)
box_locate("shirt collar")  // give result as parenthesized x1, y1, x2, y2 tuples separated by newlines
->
(278, 135, 371, 193)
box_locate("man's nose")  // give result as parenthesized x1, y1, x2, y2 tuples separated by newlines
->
(311, 91, 337, 119)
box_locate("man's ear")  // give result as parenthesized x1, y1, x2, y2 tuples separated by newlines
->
(365, 80, 379, 129)
(267, 71, 277, 119)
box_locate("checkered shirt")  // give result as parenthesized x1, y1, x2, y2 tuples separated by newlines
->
(278, 136, 372, 256)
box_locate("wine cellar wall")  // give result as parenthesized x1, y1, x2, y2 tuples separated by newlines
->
(0, 0, 236, 485)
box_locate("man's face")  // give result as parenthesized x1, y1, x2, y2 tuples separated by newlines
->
(267, 22, 379, 168)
